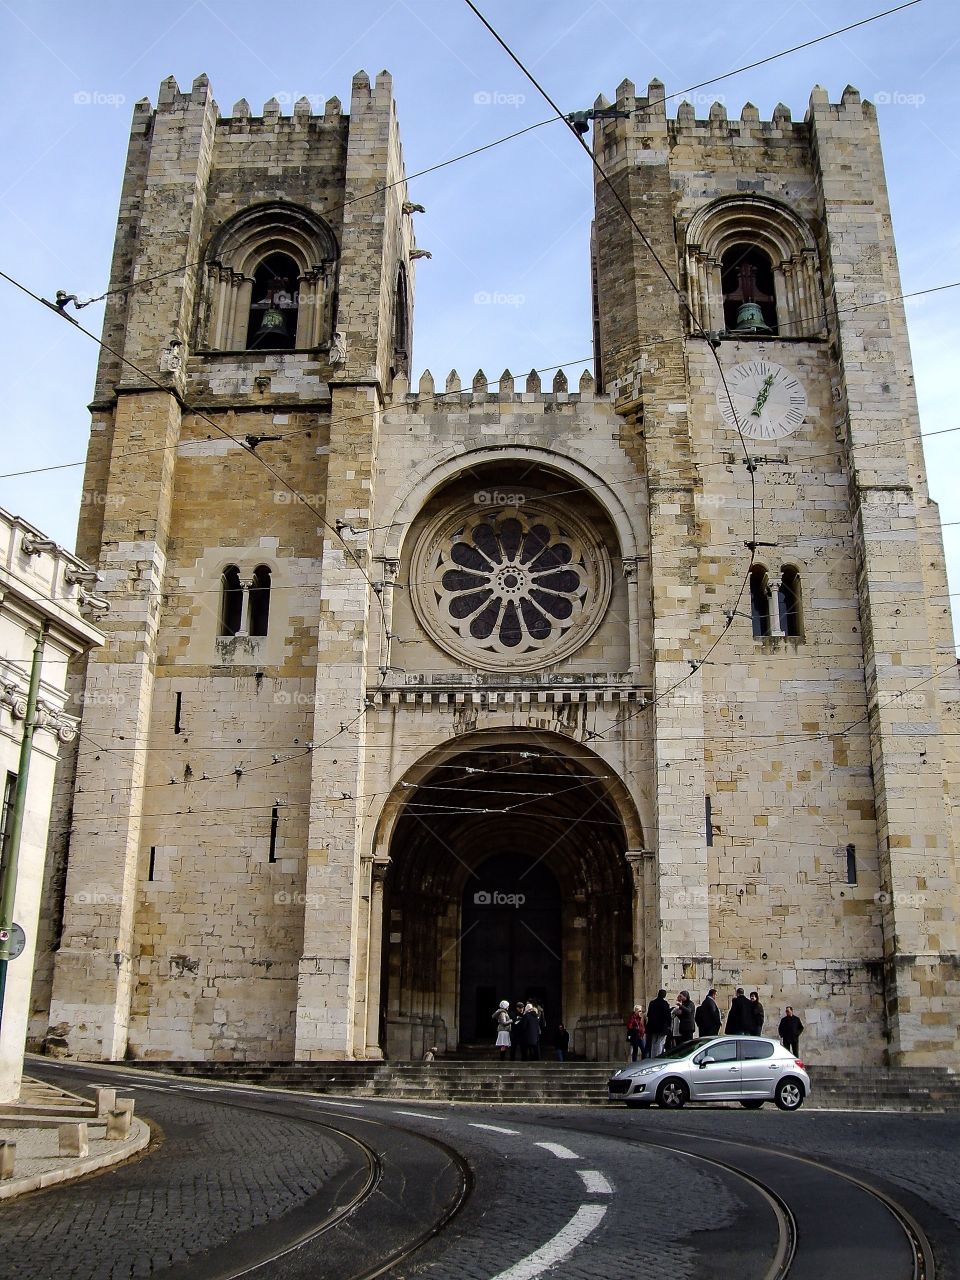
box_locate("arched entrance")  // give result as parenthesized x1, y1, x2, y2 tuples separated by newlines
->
(379, 739, 639, 1060)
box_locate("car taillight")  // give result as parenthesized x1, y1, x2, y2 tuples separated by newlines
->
(794, 1059, 804, 1069)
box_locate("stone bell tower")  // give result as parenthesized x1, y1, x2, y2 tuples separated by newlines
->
(41, 71, 418, 1061)
(590, 79, 960, 1065)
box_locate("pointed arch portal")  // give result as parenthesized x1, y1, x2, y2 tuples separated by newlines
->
(378, 739, 639, 1060)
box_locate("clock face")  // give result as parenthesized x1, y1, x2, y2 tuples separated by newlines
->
(716, 360, 807, 441)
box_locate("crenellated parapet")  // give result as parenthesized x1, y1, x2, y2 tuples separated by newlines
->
(388, 366, 607, 410)
(593, 76, 873, 142)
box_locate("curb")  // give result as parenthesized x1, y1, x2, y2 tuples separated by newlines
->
(0, 1117, 151, 1200)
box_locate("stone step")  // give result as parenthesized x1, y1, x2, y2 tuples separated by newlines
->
(124, 1060, 960, 1111)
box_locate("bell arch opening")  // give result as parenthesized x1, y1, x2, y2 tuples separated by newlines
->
(379, 740, 639, 1060)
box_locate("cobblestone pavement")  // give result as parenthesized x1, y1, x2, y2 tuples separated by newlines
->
(11, 1067, 960, 1280)
(0, 1072, 352, 1280)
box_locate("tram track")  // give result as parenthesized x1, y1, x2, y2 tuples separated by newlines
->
(27, 1062, 472, 1280)
(25, 1062, 946, 1279)
(536, 1111, 938, 1280)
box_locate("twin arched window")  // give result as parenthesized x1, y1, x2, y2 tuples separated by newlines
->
(685, 196, 823, 339)
(200, 203, 339, 353)
(219, 565, 272, 638)
(750, 565, 803, 639)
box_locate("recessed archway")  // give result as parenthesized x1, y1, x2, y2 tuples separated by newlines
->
(377, 735, 641, 1060)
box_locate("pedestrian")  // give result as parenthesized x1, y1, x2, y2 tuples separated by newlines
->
(509, 1000, 525, 1061)
(493, 999, 513, 1061)
(422, 1046, 438, 1062)
(748, 991, 765, 1035)
(518, 1003, 542, 1061)
(646, 989, 672, 1058)
(626, 1004, 646, 1062)
(555, 1023, 570, 1062)
(778, 1006, 804, 1056)
(725, 987, 752, 1034)
(675, 990, 696, 1046)
(694, 988, 722, 1038)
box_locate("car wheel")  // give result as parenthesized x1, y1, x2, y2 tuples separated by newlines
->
(775, 1078, 805, 1111)
(656, 1077, 689, 1109)
(740, 1099, 764, 1109)
(625, 1099, 651, 1109)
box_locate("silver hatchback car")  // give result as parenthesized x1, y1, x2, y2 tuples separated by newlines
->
(608, 1035, 811, 1110)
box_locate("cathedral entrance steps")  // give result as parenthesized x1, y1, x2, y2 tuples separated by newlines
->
(122, 1060, 960, 1110)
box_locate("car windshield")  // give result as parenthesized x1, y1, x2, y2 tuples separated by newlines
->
(655, 1040, 706, 1060)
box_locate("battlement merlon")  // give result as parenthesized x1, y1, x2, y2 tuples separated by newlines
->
(592, 78, 874, 142)
(386, 367, 610, 412)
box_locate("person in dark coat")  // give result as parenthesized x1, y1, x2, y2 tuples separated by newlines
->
(518, 1003, 542, 1061)
(695, 988, 722, 1038)
(555, 1024, 570, 1062)
(646, 990, 672, 1058)
(725, 987, 752, 1034)
(675, 991, 696, 1046)
(778, 1006, 804, 1056)
(748, 991, 765, 1035)
(509, 1000, 525, 1061)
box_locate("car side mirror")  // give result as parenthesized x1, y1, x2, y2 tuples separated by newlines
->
(698, 1056, 714, 1067)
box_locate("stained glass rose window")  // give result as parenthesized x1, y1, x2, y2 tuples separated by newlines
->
(411, 502, 611, 670)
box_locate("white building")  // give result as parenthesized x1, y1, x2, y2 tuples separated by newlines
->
(0, 509, 102, 1101)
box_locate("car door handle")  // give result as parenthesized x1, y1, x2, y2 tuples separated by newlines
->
(728, 1067, 738, 1072)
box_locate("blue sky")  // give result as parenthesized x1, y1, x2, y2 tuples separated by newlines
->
(0, 0, 957, 645)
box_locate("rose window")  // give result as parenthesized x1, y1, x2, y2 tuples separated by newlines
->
(411, 501, 611, 670)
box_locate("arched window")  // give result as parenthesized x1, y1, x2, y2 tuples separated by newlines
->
(199, 203, 339, 353)
(219, 565, 243, 637)
(778, 566, 803, 639)
(721, 244, 777, 333)
(246, 253, 299, 350)
(750, 565, 772, 638)
(249, 565, 271, 637)
(684, 196, 823, 339)
(393, 264, 410, 377)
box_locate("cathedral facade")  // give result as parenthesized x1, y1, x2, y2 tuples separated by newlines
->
(31, 70, 960, 1066)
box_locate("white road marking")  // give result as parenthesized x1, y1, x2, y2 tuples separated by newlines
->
(311, 1099, 365, 1109)
(535, 1141, 579, 1160)
(490, 1204, 608, 1280)
(469, 1123, 520, 1136)
(393, 1110, 445, 1121)
(577, 1170, 613, 1195)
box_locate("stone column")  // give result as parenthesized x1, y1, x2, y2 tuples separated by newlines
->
(625, 849, 654, 1000)
(622, 558, 642, 673)
(363, 857, 390, 1059)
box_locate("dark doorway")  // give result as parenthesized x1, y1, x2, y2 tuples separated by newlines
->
(459, 852, 562, 1044)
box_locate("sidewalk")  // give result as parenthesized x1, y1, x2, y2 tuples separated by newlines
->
(0, 1075, 150, 1199)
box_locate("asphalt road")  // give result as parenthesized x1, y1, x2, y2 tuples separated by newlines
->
(8, 1061, 960, 1280)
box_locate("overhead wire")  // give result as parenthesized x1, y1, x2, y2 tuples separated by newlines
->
(2, 0, 950, 845)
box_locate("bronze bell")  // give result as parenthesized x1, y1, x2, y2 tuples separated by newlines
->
(731, 301, 772, 334)
(251, 304, 288, 346)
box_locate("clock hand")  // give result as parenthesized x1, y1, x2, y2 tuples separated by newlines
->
(750, 373, 776, 417)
